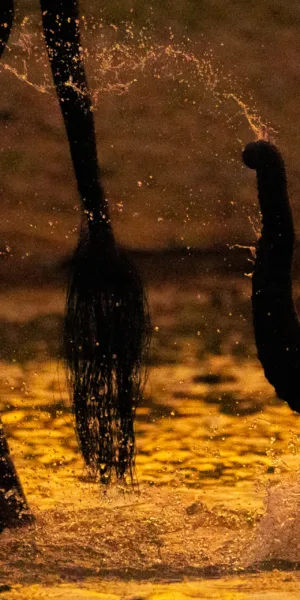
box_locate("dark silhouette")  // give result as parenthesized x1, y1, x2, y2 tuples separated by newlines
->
(0, 1, 150, 529)
(0, 416, 32, 532)
(0, 0, 33, 532)
(243, 140, 300, 412)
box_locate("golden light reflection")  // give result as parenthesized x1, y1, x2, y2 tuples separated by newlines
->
(0, 14, 298, 600)
(1, 278, 300, 597)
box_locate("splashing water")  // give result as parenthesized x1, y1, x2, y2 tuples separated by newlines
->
(223, 93, 273, 142)
(3, 16, 298, 600)
(1, 276, 300, 598)
(242, 477, 300, 568)
(1, 18, 275, 142)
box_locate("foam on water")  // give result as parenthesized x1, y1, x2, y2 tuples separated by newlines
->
(3, 475, 300, 586)
(242, 476, 300, 568)
(0, 486, 247, 585)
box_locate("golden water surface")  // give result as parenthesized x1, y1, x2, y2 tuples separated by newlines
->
(1, 274, 300, 598)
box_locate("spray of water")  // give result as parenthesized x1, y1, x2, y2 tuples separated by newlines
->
(242, 477, 300, 568)
(1, 18, 275, 141)
(3, 16, 295, 584)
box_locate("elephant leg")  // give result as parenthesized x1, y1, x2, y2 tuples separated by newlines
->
(0, 416, 33, 531)
(0, 1, 33, 531)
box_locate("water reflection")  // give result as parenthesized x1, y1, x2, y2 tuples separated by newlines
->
(1, 272, 300, 596)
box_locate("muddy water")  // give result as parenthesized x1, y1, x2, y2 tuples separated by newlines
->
(1, 271, 300, 598)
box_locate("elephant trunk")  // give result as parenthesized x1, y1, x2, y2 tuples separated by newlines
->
(243, 140, 300, 411)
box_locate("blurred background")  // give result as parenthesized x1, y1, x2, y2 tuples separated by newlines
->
(0, 0, 299, 283)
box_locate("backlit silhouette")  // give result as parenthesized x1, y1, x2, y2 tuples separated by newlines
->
(0, 0, 150, 531)
(243, 140, 300, 412)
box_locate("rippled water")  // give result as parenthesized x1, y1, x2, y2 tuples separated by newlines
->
(2, 269, 300, 598)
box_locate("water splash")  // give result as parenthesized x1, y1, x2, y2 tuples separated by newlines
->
(242, 476, 300, 568)
(223, 93, 276, 141)
(0, 19, 275, 141)
(0, 62, 51, 95)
